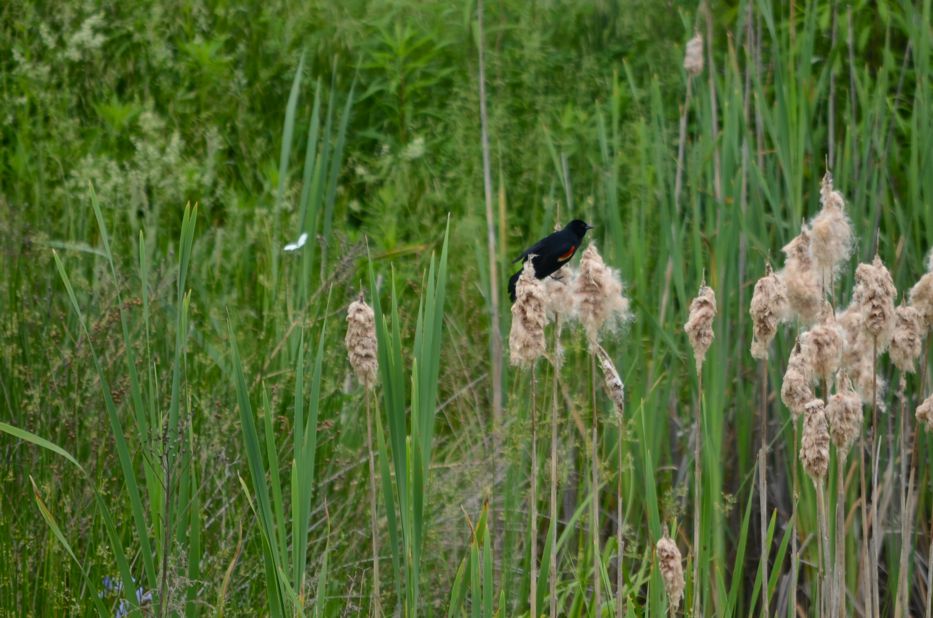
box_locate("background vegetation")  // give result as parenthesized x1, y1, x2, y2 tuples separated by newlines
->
(1, 0, 930, 615)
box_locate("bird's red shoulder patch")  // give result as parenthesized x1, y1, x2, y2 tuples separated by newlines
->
(558, 245, 577, 261)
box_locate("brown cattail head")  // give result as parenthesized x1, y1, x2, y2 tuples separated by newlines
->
(890, 303, 924, 373)
(656, 535, 685, 610)
(836, 306, 887, 407)
(853, 255, 897, 349)
(684, 283, 716, 373)
(780, 225, 822, 325)
(917, 394, 933, 432)
(809, 172, 853, 277)
(345, 293, 379, 389)
(543, 268, 578, 323)
(593, 342, 625, 420)
(826, 377, 862, 453)
(509, 259, 548, 367)
(781, 340, 814, 418)
(799, 306, 844, 384)
(574, 244, 632, 345)
(909, 270, 933, 328)
(750, 262, 790, 359)
(800, 399, 830, 481)
(683, 33, 704, 76)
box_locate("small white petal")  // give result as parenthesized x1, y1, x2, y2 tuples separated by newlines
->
(283, 232, 308, 252)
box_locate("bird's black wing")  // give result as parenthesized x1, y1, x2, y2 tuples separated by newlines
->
(512, 229, 574, 263)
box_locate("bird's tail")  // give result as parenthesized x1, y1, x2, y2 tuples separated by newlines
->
(508, 270, 520, 303)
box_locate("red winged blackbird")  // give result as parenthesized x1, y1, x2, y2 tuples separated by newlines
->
(508, 219, 593, 302)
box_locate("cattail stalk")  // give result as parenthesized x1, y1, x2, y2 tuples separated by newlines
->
(365, 391, 382, 617)
(757, 359, 769, 618)
(591, 355, 601, 615)
(684, 283, 715, 618)
(549, 324, 561, 618)
(475, 0, 504, 557)
(870, 336, 881, 618)
(530, 364, 539, 618)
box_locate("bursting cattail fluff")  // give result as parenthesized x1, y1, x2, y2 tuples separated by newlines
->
(826, 378, 862, 453)
(799, 307, 844, 384)
(750, 263, 790, 359)
(574, 244, 631, 345)
(890, 304, 924, 373)
(509, 259, 548, 367)
(780, 225, 822, 324)
(800, 399, 830, 480)
(684, 284, 716, 372)
(593, 342, 625, 419)
(781, 340, 814, 418)
(345, 294, 378, 389)
(917, 394, 933, 432)
(837, 306, 887, 407)
(656, 536, 685, 610)
(809, 172, 854, 277)
(683, 33, 704, 76)
(909, 269, 933, 328)
(543, 268, 577, 323)
(853, 255, 897, 349)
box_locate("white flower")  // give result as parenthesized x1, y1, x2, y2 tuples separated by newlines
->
(283, 232, 308, 252)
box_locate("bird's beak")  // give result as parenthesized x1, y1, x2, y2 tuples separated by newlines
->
(585, 224, 594, 230)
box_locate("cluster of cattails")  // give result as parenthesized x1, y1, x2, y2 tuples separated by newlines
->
(508, 240, 631, 617)
(748, 171, 933, 616)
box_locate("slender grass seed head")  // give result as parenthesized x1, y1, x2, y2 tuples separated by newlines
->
(890, 303, 924, 373)
(509, 259, 548, 367)
(656, 536, 685, 610)
(683, 33, 704, 76)
(684, 284, 716, 373)
(345, 293, 378, 389)
(800, 399, 830, 480)
(750, 262, 790, 360)
(574, 244, 631, 346)
(780, 225, 822, 325)
(917, 394, 933, 432)
(826, 377, 862, 453)
(853, 255, 897, 349)
(781, 339, 814, 418)
(809, 172, 853, 277)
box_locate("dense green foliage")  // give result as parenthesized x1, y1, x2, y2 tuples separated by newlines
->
(1, 0, 931, 615)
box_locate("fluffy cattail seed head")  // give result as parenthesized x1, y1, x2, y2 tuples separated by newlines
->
(750, 263, 790, 359)
(853, 255, 897, 349)
(684, 284, 716, 373)
(909, 270, 933, 328)
(799, 307, 844, 384)
(509, 259, 548, 367)
(917, 394, 933, 432)
(574, 244, 631, 345)
(656, 536, 685, 610)
(890, 304, 924, 373)
(780, 225, 822, 325)
(543, 268, 577, 323)
(593, 342, 625, 420)
(826, 378, 862, 453)
(683, 33, 704, 76)
(809, 172, 853, 277)
(781, 340, 814, 418)
(345, 293, 378, 389)
(800, 399, 830, 481)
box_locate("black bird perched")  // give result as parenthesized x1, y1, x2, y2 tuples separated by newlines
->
(508, 219, 593, 302)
